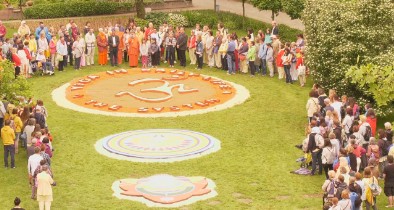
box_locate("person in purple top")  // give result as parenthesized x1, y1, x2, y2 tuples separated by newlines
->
(226, 36, 236, 75)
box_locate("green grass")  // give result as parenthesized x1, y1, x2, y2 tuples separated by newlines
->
(1, 21, 393, 210)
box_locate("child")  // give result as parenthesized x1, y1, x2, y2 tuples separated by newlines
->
(165, 32, 176, 67)
(140, 39, 149, 68)
(150, 38, 159, 68)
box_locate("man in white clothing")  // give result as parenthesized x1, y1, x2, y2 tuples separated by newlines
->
(28, 147, 43, 181)
(85, 29, 96, 66)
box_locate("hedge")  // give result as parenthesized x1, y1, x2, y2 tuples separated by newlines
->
(23, 1, 134, 19)
(180, 10, 301, 43)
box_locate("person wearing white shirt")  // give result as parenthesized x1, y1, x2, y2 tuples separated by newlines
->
(342, 108, 354, 137)
(331, 95, 343, 121)
(205, 31, 214, 67)
(36, 49, 54, 75)
(28, 147, 43, 179)
(85, 28, 96, 66)
(56, 36, 67, 71)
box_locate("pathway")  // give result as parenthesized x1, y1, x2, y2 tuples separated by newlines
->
(3, 0, 304, 30)
(192, 0, 304, 30)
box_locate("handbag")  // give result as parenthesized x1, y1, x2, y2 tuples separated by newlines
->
(369, 177, 382, 196)
(20, 132, 27, 141)
(297, 58, 306, 76)
(56, 53, 63, 62)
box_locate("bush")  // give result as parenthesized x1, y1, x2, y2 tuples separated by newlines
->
(168, 13, 189, 27)
(23, 1, 134, 19)
(145, 12, 169, 26)
(0, 60, 32, 105)
(303, 0, 394, 115)
(180, 10, 300, 42)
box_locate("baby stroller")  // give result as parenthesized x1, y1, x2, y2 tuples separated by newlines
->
(300, 152, 312, 168)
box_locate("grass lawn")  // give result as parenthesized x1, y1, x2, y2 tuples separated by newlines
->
(0, 25, 393, 210)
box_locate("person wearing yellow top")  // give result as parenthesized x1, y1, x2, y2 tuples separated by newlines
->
(1, 120, 16, 168)
(28, 34, 37, 57)
(10, 108, 23, 154)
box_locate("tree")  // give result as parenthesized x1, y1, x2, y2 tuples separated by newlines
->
(249, 0, 304, 20)
(0, 61, 32, 105)
(242, 0, 246, 28)
(303, 0, 394, 115)
(135, 0, 145, 19)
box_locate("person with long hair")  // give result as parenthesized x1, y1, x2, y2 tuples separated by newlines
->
(282, 47, 293, 84)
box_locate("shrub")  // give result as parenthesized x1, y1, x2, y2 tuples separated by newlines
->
(168, 13, 189, 27)
(0, 60, 32, 105)
(303, 0, 394, 115)
(144, 12, 169, 26)
(23, 1, 133, 19)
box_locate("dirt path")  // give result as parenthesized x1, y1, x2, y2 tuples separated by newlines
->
(192, 0, 304, 30)
(3, 0, 304, 30)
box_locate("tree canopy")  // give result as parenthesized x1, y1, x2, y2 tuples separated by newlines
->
(0, 61, 32, 105)
(303, 0, 394, 115)
(249, 0, 304, 20)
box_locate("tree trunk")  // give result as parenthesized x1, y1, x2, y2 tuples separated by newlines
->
(271, 10, 275, 20)
(242, 0, 245, 28)
(214, 0, 217, 12)
(136, 0, 145, 19)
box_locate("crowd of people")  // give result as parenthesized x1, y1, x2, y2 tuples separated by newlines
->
(0, 99, 55, 210)
(0, 18, 306, 85)
(300, 85, 394, 209)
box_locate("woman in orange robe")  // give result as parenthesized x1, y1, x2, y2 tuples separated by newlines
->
(128, 31, 140, 67)
(97, 29, 108, 65)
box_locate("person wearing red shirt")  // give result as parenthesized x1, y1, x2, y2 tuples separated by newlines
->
(276, 45, 285, 79)
(11, 48, 21, 78)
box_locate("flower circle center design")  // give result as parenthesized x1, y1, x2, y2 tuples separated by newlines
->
(95, 129, 221, 162)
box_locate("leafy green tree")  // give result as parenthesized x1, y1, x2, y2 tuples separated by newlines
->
(303, 0, 394, 115)
(0, 61, 32, 105)
(249, 0, 304, 20)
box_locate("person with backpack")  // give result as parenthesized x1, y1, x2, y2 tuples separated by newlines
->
(359, 115, 372, 142)
(322, 170, 337, 205)
(363, 167, 379, 210)
(383, 155, 394, 208)
(308, 127, 324, 175)
(322, 139, 337, 179)
(348, 176, 362, 210)
(10, 108, 23, 154)
(367, 138, 380, 166)
(378, 129, 390, 179)
(342, 108, 354, 139)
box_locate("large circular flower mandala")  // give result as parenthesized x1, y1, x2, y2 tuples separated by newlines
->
(94, 129, 221, 162)
(112, 174, 217, 207)
(51, 68, 250, 117)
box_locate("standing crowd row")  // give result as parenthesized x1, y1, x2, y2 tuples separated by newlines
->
(302, 85, 394, 209)
(0, 19, 306, 85)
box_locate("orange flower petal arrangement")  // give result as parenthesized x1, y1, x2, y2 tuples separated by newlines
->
(52, 68, 250, 117)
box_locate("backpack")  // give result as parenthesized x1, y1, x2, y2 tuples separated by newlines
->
(335, 182, 347, 199)
(349, 192, 362, 208)
(364, 125, 372, 141)
(6, 49, 12, 61)
(382, 140, 392, 156)
(326, 180, 337, 198)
